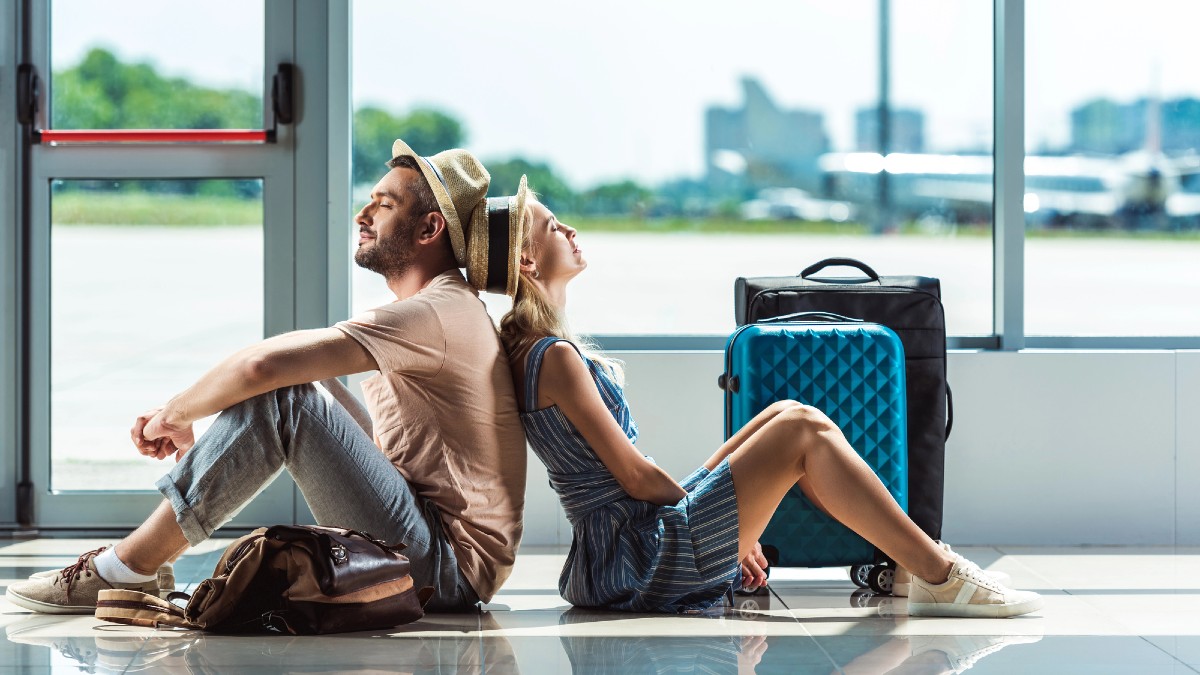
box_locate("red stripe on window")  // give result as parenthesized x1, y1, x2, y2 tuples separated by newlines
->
(38, 129, 269, 144)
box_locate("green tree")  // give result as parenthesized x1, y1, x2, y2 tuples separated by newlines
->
(352, 106, 465, 186)
(580, 179, 653, 216)
(484, 157, 576, 213)
(53, 47, 260, 131)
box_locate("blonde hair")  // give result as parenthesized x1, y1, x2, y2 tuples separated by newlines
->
(498, 196, 624, 385)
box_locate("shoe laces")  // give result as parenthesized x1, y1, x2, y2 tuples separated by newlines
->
(56, 546, 106, 598)
(54, 639, 99, 671)
(954, 557, 1003, 593)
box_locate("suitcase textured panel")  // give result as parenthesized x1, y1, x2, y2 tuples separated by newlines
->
(723, 318, 908, 568)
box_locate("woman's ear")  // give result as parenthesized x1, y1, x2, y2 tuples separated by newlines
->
(519, 255, 537, 276)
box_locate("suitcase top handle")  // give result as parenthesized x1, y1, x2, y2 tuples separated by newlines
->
(759, 311, 863, 324)
(800, 257, 880, 282)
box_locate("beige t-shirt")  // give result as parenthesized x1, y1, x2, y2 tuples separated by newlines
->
(334, 270, 526, 602)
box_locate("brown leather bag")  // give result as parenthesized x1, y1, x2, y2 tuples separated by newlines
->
(96, 525, 433, 634)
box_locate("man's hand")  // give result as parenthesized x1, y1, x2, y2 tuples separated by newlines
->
(132, 408, 196, 462)
(740, 541, 769, 590)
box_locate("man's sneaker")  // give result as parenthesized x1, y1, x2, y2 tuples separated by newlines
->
(5, 547, 161, 615)
(893, 541, 1011, 597)
(30, 560, 175, 597)
(907, 554, 1043, 618)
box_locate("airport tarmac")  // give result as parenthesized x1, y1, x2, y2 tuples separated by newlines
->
(46, 225, 1198, 489)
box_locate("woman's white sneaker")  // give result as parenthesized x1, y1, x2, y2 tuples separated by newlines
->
(893, 541, 1011, 597)
(907, 555, 1043, 618)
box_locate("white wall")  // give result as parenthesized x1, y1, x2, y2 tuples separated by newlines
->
(518, 350, 1199, 547)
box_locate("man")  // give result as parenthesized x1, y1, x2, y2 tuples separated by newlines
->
(7, 140, 528, 613)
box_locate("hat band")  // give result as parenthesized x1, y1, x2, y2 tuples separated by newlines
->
(485, 197, 511, 294)
(420, 157, 450, 191)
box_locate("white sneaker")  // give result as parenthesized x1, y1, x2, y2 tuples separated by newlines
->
(908, 555, 1043, 618)
(893, 541, 1011, 597)
(905, 634, 1043, 674)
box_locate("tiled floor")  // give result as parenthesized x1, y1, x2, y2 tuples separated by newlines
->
(2, 539, 1198, 673)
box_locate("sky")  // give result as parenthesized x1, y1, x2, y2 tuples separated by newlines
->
(50, 0, 1200, 188)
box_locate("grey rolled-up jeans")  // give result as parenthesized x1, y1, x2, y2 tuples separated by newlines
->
(154, 382, 479, 612)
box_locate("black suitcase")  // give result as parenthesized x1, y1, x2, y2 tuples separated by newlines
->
(734, 257, 951, 542)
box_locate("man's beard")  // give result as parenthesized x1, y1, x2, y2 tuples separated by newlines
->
(354, 219, 418, 277)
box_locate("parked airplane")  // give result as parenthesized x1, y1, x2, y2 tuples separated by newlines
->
(812, 149, 1200, 230)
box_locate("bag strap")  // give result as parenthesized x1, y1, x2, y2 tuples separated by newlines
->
(418, 587, 435, 607)
(945, 382, 954, 439)
(96, 588, 200, 630)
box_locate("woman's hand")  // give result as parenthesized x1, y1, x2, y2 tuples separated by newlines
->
(740, 541, 769, 590)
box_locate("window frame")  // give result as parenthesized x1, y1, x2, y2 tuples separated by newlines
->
(587, 0, 1199, 352)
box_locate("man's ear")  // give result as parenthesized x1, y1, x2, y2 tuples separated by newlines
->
(415, 212, 448, 245)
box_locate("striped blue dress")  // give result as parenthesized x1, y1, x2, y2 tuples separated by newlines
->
(521, 337, 741, 613)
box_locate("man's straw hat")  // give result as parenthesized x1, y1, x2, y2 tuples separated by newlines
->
(388, 140, 524, 297)
(387, 139, 482, 278)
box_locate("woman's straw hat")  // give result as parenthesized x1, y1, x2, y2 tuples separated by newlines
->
(479, 175, 529, 297)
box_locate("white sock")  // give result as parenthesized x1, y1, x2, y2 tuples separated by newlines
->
(94, 548, 157, 584)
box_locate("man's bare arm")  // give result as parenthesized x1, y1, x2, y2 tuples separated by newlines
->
(136, 328, 376, 459)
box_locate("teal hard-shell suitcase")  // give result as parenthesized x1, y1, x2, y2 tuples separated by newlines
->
(719, 312, 908, 573)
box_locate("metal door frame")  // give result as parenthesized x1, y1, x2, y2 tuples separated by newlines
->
(9, 0, 350, 530)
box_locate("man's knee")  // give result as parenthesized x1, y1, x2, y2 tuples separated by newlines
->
(272, 383, 321, 408)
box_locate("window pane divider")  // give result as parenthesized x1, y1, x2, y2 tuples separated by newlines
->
(994, 0, 1025, 350)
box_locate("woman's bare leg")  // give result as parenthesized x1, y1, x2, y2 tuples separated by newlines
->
(702, 400, 796, 471)
(726, 402, 953, 584)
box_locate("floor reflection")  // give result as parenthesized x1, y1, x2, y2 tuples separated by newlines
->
(6, 622, 517, 673)
(4, 597, 1045, 675)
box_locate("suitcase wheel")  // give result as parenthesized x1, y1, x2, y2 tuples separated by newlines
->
(849, 588, 875, 608)
(867, 564, 895, 596)
(849, 564, 872, 589)
(734, 596, 769, 616)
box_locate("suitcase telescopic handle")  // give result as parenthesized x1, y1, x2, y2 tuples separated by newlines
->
(800, 257, 880, 282)
(759, 311, 863, 324)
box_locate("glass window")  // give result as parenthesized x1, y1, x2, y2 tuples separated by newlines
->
(50, 0, 265, 130)
(891, 0, 994, 335)
(351, 1, 993, 335)
(1026, 0, 1200, 336)
(51, 179, 263, 490)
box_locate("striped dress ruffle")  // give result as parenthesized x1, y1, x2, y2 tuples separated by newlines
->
(520, 337, 740, 613)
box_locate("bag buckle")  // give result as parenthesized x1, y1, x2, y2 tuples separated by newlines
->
(330, 543, 348, 565)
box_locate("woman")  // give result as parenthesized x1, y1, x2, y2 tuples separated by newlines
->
(498, 182, 1042, 618)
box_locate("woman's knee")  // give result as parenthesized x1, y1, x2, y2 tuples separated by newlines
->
(766, 399, 805, 416)
(777, 405, 838, 465)
(780, 404, 835, 432)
